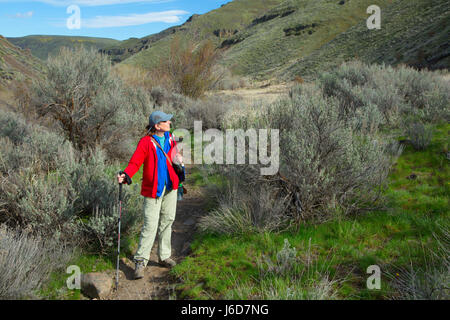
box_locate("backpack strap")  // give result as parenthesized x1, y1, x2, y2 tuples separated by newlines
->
(150, 136, 174, 166)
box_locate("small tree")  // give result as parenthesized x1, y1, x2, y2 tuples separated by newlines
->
(31, 46, 147, 155)
(153, 36, 222, 99)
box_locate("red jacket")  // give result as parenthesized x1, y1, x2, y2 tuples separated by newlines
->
(124, 133, 180, 198)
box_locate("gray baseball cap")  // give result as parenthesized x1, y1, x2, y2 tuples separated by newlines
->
(149, 110, 173, 127)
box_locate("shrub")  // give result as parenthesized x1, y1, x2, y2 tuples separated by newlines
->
(68, 148, 142, 252)
(374, 64, 450, 124)
(0, 225, 74, 299)
(0, 130, 69, 176)
(201, 83, 401, 233)
(150, 85, 170, 107)
(15, 171, 78, 240)
(58, 146, 142, 251)
(393, 65, 435, 110)
(321, 60, 450, 129)
(151, 36, 222, 99)
(113, 63, 153, 91)
(266, 86, 399, 221)
(212, 66, 251, 90)
(1, 146, 142, 250)
(80, 204, 119, 254)
(319, 73, 388, 133)
(0, 109, 29, 145)
(0, 137, 33, 174)
(11, 77, 36, 122)
(259, 239, 298, 277)
(405, 121, 433, 150)
(149, 85, 191, 111)
(319, 72, 366, 119)
(361, 84, 404, 126)
(184, 95, 230, 130)
(0, 112, 141, 251)
(386, 224, 449, 300)
(225, 239, 340, 300)
(0, 112, 78, 234)
(198, 173, 289, 234)
(420, 85, 450, 123)
(0, 111, 76, 234)
(30, 46, 149, 159)
(331, 60, 372, 87)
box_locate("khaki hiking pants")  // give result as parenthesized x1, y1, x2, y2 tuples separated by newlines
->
(134, 185, 178, 266)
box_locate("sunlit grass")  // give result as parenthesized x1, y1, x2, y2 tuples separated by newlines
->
(172, 123, 449, 299)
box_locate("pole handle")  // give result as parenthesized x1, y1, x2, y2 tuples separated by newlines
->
(119, 182, 123, 202)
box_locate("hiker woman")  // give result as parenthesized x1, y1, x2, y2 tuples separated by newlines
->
(117, 111, 184, 280)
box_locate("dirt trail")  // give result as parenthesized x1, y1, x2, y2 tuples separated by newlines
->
(104, 84, 291, 300)
(105, 186, 208, 300)
(206, 82, 291, 105)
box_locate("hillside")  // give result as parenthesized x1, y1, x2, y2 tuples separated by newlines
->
(281, 0, 450, 80)
(99, 25, 183, 63)
(7, 35, 120, 61)
(0, 35, 43, 87)
(121, 0, 285, 69)
(118, 0, 449, 81)
(10, 1, 447, 82)
(103, 0, 286, 64)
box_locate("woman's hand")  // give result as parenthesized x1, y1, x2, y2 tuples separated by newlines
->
(117, 173, 126, 184)
(175, 153, 184, 165)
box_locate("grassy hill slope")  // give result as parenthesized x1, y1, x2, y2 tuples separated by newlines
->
(121, 0, 285, 69)
(8, 1, 446, 83)
(119, 0, 448, 82)
(281, 0, 450, 81)
(99, 25, 184, 63)
(0, 35, 43, 87)
(218, 0, 393, 79)
(7, 35, 120, 61)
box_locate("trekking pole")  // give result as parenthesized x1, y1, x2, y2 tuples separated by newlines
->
(115, 181, 123, 291)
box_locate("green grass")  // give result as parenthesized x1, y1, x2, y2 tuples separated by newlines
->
(38, 161, 144, 300)
(171, 122, 449, 299)
(36, 123, 448, 299)
(38, 249, 116, 300)
(38, 228, 144, 300)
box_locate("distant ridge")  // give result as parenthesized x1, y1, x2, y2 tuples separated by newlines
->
(4, 0, 448, 82)
(120, 0, 449, 81)
(7, 35, 120, 60)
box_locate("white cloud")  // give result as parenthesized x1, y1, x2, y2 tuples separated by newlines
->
(82, 10, 188, 28)
(0, 0, 174, 6)
(15, 11, 34, 18)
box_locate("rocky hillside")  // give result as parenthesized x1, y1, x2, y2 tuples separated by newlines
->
(119, 0, 285, 69)
(281, 0, 450, 80)
(99, 25, 184, 63)
(100, 0, 285, 65)
(118, 0, 449, 81)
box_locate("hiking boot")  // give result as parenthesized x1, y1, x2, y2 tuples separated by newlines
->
(159, 258, 176, 268)
(134, 259, 145, 279)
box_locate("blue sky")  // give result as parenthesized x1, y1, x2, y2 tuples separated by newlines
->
(0, 0, 229, 40)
